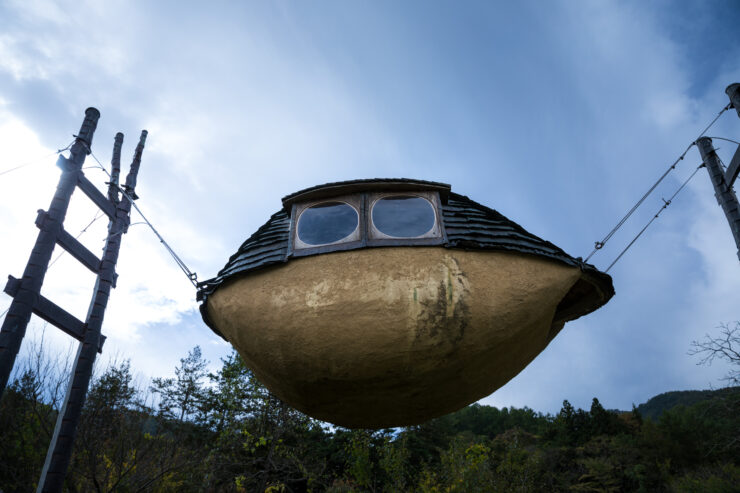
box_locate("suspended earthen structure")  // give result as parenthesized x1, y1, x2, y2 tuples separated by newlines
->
(198, 179, 614, 428)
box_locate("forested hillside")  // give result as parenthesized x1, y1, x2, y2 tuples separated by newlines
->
(635, 388, 739, 421)
(1, 345, 738, 492)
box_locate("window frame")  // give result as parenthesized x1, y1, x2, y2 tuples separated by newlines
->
(290, 194, 365, 257)
(288, 190, 446, 257)
(365, 191, 444, 246)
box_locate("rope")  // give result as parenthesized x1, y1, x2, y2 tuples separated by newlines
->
(0, 141, 74, 178)
(585, 103, 731, 262)
(605, 163, 705, 272)
(87, 150, 199, 288)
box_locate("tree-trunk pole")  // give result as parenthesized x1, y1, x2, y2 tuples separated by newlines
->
(108, 132, 123, 204)
(726, 83, 740, 119)
(0, 108, 100, 398)
(38, 130, 148, 492)
(696, 136, 740, 261)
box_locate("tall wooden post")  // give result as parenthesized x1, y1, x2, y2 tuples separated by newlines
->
(696, 136, 740, 261)
(38, 130, 148, 492)
(0, 108, 100, 396)
(692, 82, 740, 262)
(108, 132, 123, 204)
(724, 84, 740, 192)
(726, 83, 740, 118)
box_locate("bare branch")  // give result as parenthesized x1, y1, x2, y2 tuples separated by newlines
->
(690, 322, 740, 386)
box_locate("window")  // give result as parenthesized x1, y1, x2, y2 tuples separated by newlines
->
(371, 195, 436, 238)
(292, 194, 362, 253)
(366, 191, 443, 243)
(297, 202, 359, 246)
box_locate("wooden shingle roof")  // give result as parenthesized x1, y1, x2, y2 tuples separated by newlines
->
(197, 180, 612, 307)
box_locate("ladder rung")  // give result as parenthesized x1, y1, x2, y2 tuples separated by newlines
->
(726, 145, 740, 189)
(35, 211, 101, 274)
(3, 276, 105, 353)
(77, 172, 116, 219)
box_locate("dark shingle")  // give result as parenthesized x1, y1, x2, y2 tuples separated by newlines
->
(197, 182, 610, 304)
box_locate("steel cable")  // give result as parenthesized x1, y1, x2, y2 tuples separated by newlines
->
(0, 141, 74, 178)
(585, 103, 731, 262)
(605, 164, 705, 272)
(87, 151, 199, 287)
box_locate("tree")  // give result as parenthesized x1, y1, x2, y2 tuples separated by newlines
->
(69, 359, 143, 491)
(203, 351, 258, 432)
(685, 323, 740, 470)
(68, 359, 201, 492)
(0, 369, 56, 490)
(150, 346, 209, 423)
(689, 321, 740, 387)
(200, 351, 328, 492)
(548, 400, 590, 446)
(0, 328, 72, 490)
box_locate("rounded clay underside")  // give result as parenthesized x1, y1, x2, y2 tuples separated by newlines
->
(206, 247, 599, 428)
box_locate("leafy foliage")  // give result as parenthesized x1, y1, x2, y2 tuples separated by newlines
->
(1, 343, 738, 492)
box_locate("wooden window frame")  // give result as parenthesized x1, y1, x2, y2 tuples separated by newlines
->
(288, 191, 446, 258)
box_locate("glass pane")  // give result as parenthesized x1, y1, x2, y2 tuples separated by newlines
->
(297, 202, 358, 246)
(372, 196, 435, 238)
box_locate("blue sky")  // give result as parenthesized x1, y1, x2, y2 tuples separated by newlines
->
(1, 0, 739, 415)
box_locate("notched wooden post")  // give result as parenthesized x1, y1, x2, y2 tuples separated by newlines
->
(108, 132, 123, 204)
(38, 128, 149, 493)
